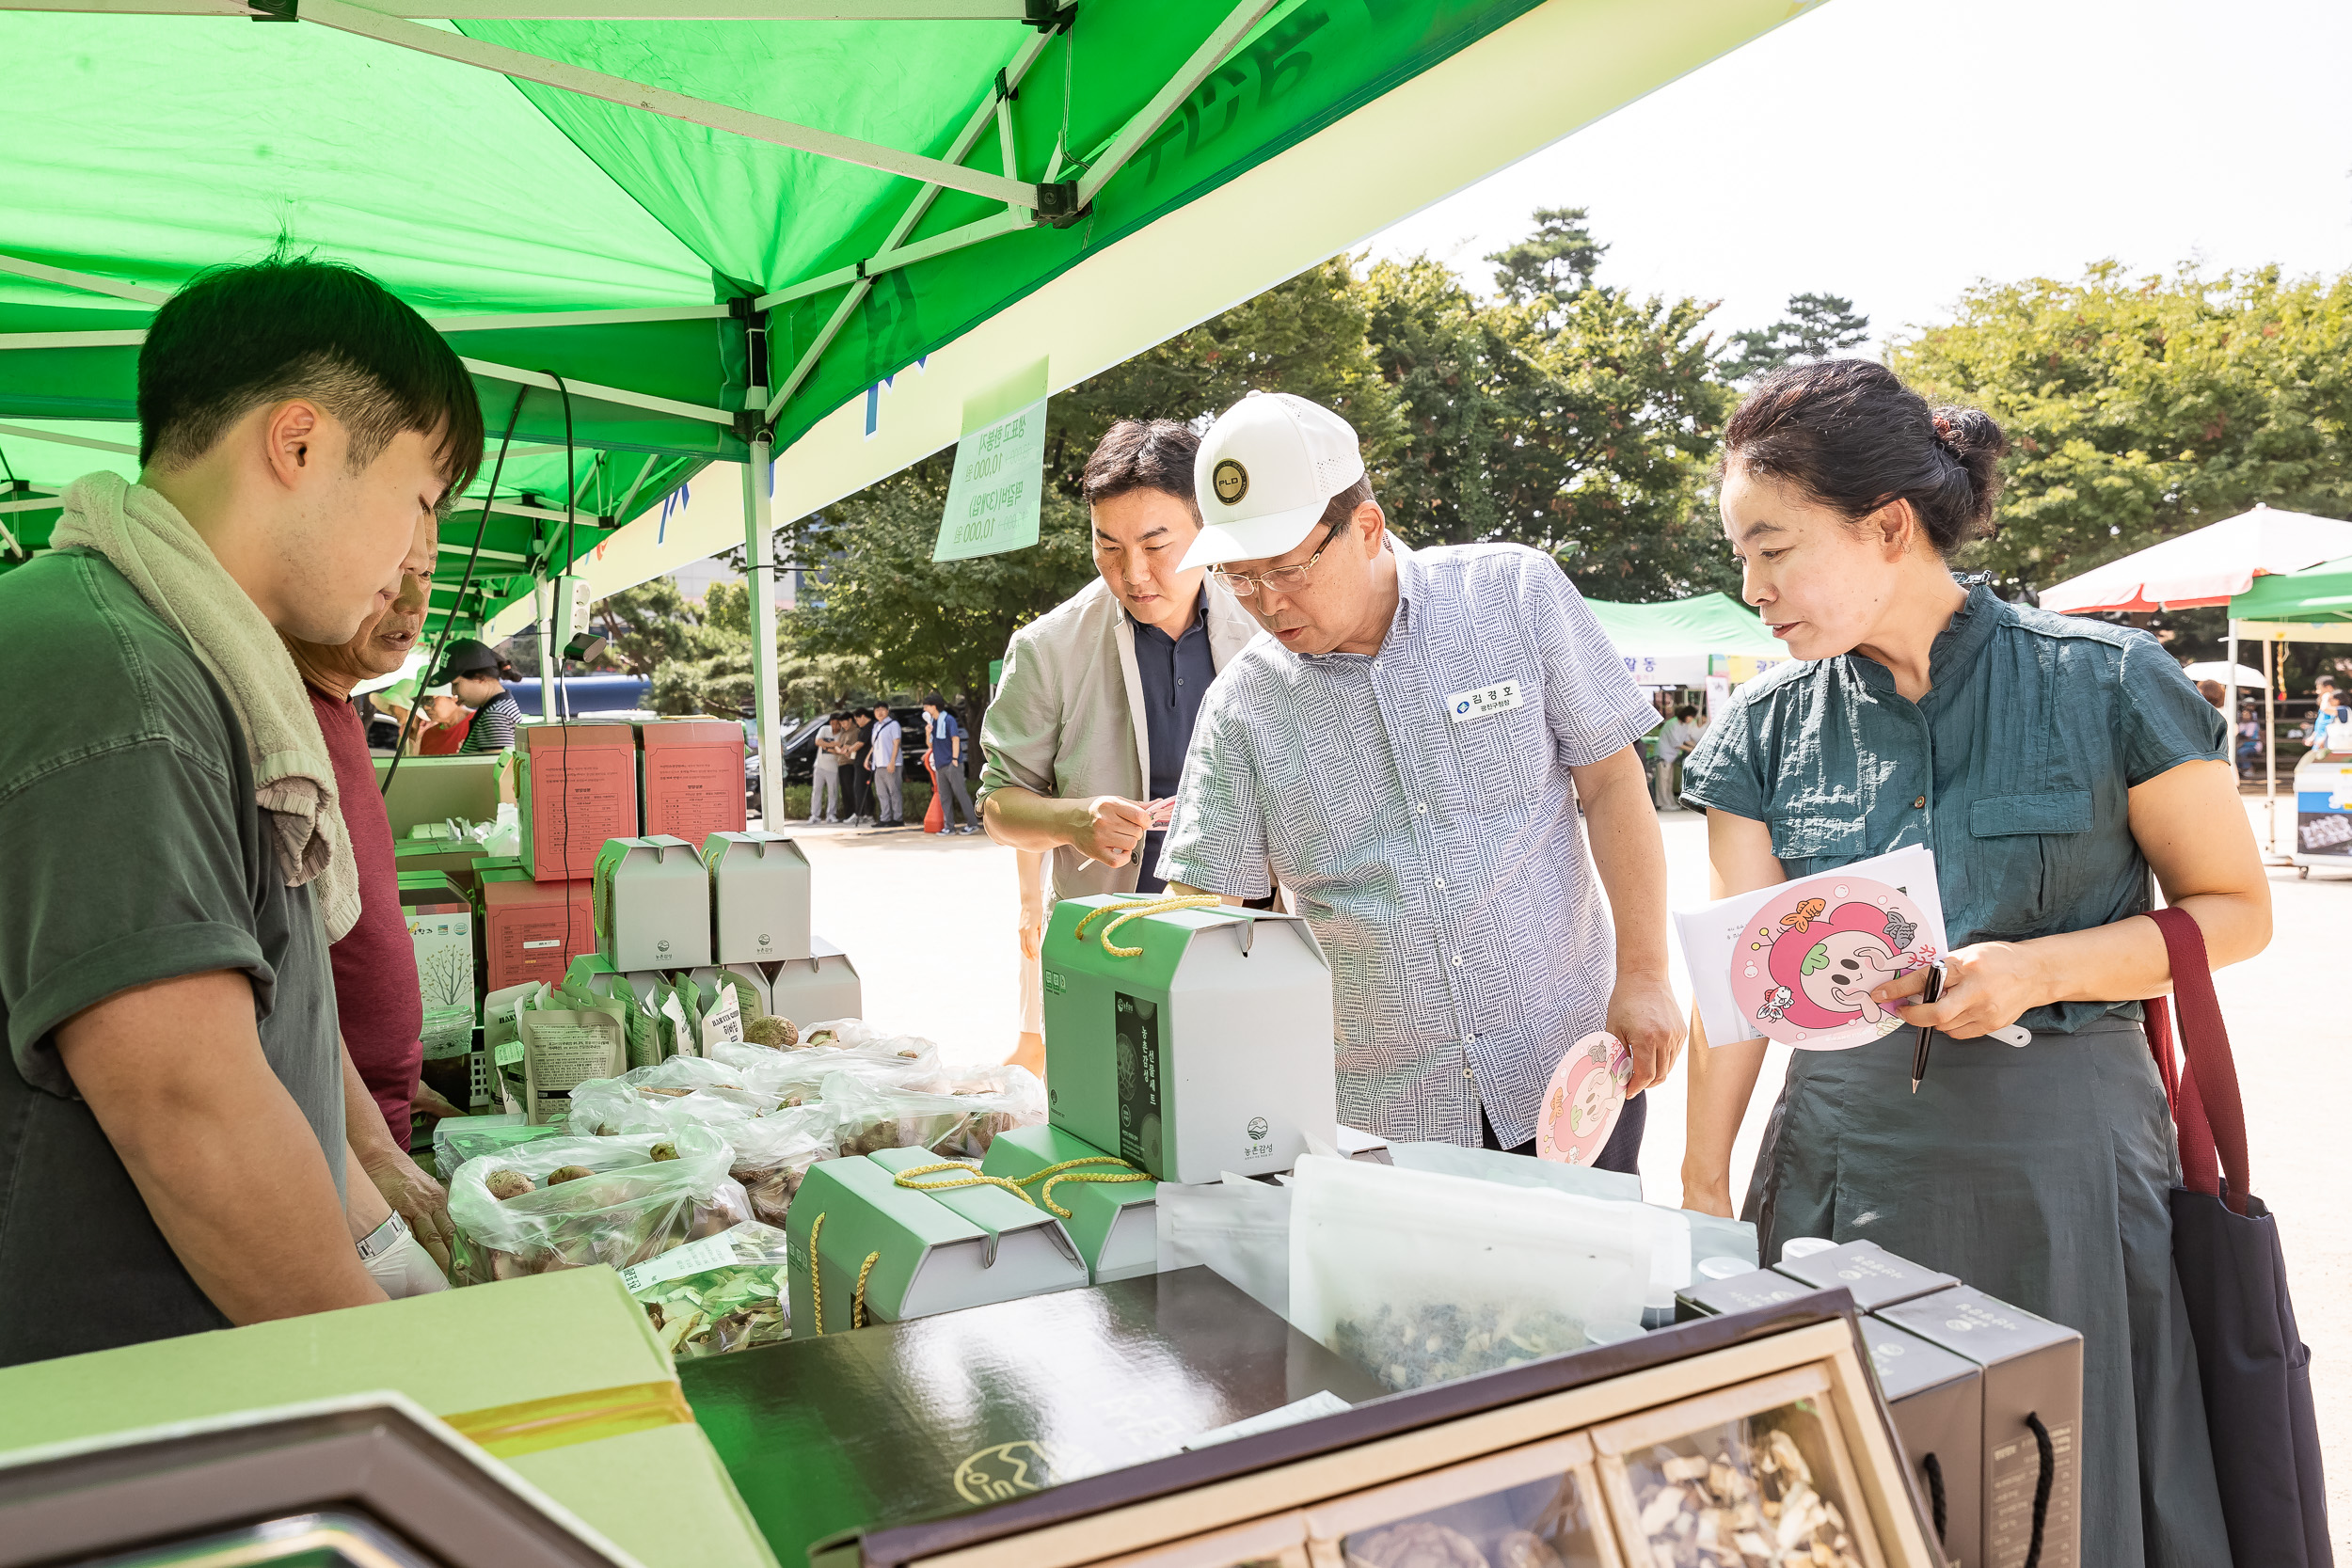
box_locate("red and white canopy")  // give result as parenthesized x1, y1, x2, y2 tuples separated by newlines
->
(2038, 504, 2352, 614)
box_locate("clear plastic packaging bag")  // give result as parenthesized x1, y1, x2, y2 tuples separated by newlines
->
(447, 1126, 750, 1285)
(1289, 1155, 1652, 1392)
(707, 1037, 950, 1102)
(620, 1220, 793, 1359)
(710, 1104, 838, 1228)
(821, 1066, 1045, 1160)
(566, 1056, 778, 1136)
(1156, 1172, 1293, 1318)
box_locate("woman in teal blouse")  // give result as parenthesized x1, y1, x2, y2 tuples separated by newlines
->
(1680, 362, 2267, 1567)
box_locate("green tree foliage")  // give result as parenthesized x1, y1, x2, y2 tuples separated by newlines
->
(1486, 205, 1607, 309)
(1360, 248, 1736, 601)
(1721, 292, 1871, 382)
(1893, 261, 2352, 590)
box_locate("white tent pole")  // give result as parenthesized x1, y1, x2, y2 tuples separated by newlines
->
(454, 357, 735, 425)
(292, 0, 1041, 208)
(534, 581, 558, 722)
(2264, 631, 2278, 855)
(742, 436, 783, 827)
(0, 252, 167, 305)
(0, 420, 138, 455)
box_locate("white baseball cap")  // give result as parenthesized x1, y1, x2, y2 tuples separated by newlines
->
(1179, 390, 1366, 570)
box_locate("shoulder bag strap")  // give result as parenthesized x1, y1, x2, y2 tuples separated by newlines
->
(2143, 907, 2252, 1214)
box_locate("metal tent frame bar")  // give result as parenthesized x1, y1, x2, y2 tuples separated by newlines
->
(0, 421, 138, 455)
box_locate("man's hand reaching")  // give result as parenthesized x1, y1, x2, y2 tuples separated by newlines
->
(1606, 974, 1687, 1096)
(1066, 796, 1152, 868)
(362, 1145, 454, 1274)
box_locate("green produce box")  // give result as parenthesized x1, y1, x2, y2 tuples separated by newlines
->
(1041, 895, 1335, 1184)
(979, 1122, 1159, 1284)
(0, 1268, 778, 1568)
(786, 1150, 1086, 1333)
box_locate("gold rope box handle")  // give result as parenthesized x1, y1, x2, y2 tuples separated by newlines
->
(893, 1160, 1037, 1206)
(442, 1380, 694, 1460)
(805, 1210, 882, 1337)
(1009, 1155, 1153, 1218)
(1072, 895, 1226, 958)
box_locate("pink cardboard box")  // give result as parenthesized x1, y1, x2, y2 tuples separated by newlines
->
(638, 720, 747, 847)
(518, 722, 640, 880)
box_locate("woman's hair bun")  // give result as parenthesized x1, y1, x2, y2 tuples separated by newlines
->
(1723, 360, 2008, 559)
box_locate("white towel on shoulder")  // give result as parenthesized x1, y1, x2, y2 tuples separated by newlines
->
(53, 470, 362, 941)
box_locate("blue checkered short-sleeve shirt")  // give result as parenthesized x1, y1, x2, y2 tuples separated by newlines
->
(1157, 540, 1658, 1147)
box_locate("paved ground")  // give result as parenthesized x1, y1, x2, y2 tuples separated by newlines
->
(770, 801, 2350, 1543)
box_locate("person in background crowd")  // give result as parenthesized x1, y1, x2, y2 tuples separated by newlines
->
(845, 709, 874, 824)
(1160, 392, 1681, 1175)
(808, 714, 847, 823)
(412, 686, 471, 754)
(870, 702, 905, 828)
(924, 694, 977, 833)
(435, 637, 521, 754)
(1679, 359, 2259, 1565)
(0, 255, 485, 1365)
(281, 509, 462, 1294)
(2197, 677, 2227, 710)
(1653, 704, 1703, 811)
(980, 419, 1260, 1078)
(2312, 688, 2345, 751)
(2237, 705, 2264, 778)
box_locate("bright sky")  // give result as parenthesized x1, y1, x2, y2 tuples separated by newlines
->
(1367, 0, 2352, 354)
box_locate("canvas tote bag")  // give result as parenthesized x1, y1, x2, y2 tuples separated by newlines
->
(2142, 905, 2331, 1567)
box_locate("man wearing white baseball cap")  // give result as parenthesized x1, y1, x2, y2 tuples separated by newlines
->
(1159, 391, 1683, 1169)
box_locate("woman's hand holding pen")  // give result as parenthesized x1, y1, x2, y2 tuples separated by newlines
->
(1870, 940, 2042, 1037)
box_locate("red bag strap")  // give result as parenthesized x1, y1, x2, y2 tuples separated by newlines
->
(2143, 991, 2181, 1107)
(2143, 908, 2251, 1213)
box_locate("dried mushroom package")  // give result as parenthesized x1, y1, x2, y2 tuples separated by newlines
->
(1341, 1470, 1617, 1568)
(1613, 1399, 1870, 1568)
(445, 1126, 751, 1285)
(1290, 1156, 1651, 1393)
(621, 1219, 792, 1359)
(820, 1066, 1046, 1161)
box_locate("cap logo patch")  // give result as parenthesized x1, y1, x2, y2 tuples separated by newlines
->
(1212, 458, 1249, 506)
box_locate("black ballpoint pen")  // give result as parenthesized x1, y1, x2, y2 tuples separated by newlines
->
(1910, 958, 1947, 1094)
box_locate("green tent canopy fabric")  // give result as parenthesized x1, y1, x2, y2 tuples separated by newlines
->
(2230, 555, 2352, 626)
(1583, 592, 1786, 685)
(2, 0, 1823, 645)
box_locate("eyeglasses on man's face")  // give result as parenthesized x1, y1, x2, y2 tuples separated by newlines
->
(1209, 523, 1340, 598)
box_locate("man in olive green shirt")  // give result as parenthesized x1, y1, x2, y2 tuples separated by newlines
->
(0, 257, 484, 1364)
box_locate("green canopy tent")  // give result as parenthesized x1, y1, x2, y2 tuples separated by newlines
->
(2228, 553, 2352, 863)
(2, 0, 1825, 819)
(1582, 592, 1787, 689)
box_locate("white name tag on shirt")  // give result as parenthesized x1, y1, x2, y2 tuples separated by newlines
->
(1446, 679, 1525, 722)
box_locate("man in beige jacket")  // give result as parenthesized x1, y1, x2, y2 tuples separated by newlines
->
(979, 419, 1260, 1071)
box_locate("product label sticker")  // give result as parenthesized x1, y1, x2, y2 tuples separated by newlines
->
(1534, 1032, 1631, 1165)
(1445, 679, 1524, 722)
(493, 1037, 524, 1067)
(619, 1232, 736, 1292)
(522, 938, 560, 950)
(1114, 990, 1163, 1172)
(702, 982, 744, 1049)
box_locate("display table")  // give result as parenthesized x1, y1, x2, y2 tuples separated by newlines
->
(682, 1266, 1385, 1567)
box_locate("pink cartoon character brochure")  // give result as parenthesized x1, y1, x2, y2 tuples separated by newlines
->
(1673, 846, 1947, 1052)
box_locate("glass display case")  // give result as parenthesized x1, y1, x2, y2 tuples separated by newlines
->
(1590, 1367, 1881, 1568)
(852, 1302, 1940, 1568)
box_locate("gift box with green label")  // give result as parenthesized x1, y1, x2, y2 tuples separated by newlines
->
(0, 1268, 778, 1568)
(1042, 895, 1335, 1184)
(703, 831, 811, 965)
(979, 1121, 1158, 1284)
(785, 1148, 1086, 1334)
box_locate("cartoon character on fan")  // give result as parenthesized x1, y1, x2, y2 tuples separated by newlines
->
(1756, 898, 1931, 1034)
